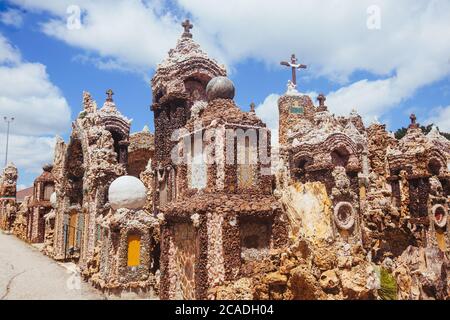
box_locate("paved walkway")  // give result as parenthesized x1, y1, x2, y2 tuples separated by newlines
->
(0, 231, 105, 300)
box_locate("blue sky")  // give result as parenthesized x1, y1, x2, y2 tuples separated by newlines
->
(0, 0, 449, 188)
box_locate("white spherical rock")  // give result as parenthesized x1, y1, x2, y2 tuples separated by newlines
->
(50, 192, 57, 209)
(108, 175, 147, 210)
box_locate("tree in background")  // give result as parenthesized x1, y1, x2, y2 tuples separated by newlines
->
(394, 124, 450, 140)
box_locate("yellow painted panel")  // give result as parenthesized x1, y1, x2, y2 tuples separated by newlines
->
(359, 185, 366, 199)
(436, 231, 446, 252)
(127, 234, 141, 267)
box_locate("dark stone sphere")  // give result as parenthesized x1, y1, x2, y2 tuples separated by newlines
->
(206, 76, 235, 101)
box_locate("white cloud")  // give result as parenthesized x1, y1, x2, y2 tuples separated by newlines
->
(0, 134, 56, 174)
(0, 62, 72, 136)
(0, 8, 24, 27)
(425, 105, 450, 132)
(0, 32, 70, 184)
(7, 0, 450, 123)
(6, 0, 185, 71)
(0, 34, 21, 63)
(178, 0, 450, 121)
(255, 93, 280, 147)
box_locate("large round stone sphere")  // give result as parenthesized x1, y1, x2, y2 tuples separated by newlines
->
(206, 76, 235, 101)
(50, 192, 57, 209)
(108, 175, 147, 210)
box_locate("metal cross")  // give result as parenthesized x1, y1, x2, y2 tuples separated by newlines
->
(182, 19, 193, 38)
(280, 54, 307, 86)
(106, 89, 114, 102)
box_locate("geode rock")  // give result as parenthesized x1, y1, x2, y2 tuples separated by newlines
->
(206, 76, 235, 101)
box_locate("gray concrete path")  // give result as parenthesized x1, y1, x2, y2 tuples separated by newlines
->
(0, 231, 105, 300)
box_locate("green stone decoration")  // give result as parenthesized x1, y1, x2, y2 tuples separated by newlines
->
(291, 105, 304, 115)
(379, 267, 398, 300)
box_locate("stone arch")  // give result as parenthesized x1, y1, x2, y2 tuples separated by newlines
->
(102, 116, 130, 165)
(428, 158, 442, 176)
(183, 73, 211, 102)
(65, 136, 85, 205)
(292, 153, 314, 179)
(325, 133, 359, 169)
(331, 145, 350, 167)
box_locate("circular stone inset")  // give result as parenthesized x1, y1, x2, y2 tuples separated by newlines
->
(50, 192, 57, 209)
(206, 76, 235, 101)
(432, 204, 447, 228)
(108, 175, 147, 210)
(333, 201, 355, 230)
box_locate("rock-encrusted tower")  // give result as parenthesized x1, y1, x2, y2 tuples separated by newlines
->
(52, 90, 131, 268)
(0, 162, 18, 230)
(150, 20, 226, 209)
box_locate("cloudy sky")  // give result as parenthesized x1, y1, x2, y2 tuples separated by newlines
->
(0, 0, 449, 188)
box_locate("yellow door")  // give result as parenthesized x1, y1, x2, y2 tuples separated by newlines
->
(68, 213, 78, 248)
(127, 234, 141, 267)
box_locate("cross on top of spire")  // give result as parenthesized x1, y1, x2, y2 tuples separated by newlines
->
(317, 93, 326, 107)
(280, 53, 307, 86)
(106, 89, 114, 102)
(182, 19, 193, 38)
(409, 113, 419, 128)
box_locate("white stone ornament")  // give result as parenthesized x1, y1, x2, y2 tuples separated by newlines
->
(334, 201, 355, 231)
(432, 204, 448, 228)
(108, 175, 147, 210)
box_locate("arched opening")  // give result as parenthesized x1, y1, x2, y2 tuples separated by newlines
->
(184, 76, 208, 102)
(428, 158, 441, 176)
(240, 218, 272, 261)
(293, 156, 313, 180)
(331, 146, 350, 167)
(66, 138, 84, 205)
(109, 130, 123, 163)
